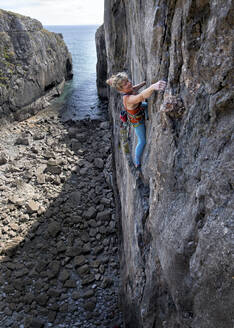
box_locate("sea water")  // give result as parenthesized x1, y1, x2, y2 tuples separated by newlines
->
(45, 25, 107, 120)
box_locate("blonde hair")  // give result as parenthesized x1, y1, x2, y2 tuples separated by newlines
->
(106, 72, 129, 91)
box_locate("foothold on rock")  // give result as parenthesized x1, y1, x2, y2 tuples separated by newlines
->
(160, 94, 185, 119)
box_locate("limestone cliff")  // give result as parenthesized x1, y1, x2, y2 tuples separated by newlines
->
(0, 9, 72, 123)
(96, 0, 234, 327)
(95, 25, 108, 99)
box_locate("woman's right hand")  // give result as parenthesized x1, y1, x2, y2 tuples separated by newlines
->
(152, 80, 167, 91)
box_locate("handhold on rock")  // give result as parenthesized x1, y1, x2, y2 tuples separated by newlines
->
(160, 94, 185, 118)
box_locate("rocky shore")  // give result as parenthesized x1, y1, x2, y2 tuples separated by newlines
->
(0, 108, 122, 327)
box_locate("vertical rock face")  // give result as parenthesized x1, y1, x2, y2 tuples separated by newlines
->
(95, 25, 108, 99)
(97, 0, 234, 327)
(0, 9, 72, 122)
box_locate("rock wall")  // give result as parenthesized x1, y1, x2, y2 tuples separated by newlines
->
(0, 9, 72, 123)
(97, 0, 234, 327)
(95, 25, 108, 99)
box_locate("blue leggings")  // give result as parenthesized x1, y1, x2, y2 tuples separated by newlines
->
(133, 101, 148, 165)
(134, 123, 146, 165)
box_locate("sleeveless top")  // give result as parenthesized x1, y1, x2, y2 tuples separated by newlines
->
(123, 94, 145, 125)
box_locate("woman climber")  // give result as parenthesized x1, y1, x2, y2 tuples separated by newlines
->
(106, 72, 166, 168)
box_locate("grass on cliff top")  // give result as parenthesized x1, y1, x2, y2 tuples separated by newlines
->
(0, 9, 29, 20)
(41, 28, 65, 46)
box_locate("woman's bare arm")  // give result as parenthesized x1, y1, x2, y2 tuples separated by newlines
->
(127, 81, 167, 105)
(132, 81, 146, 92)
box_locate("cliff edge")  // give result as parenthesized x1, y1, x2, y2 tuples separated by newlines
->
(96, 0, 234, 327)
(0, 9, 72, 123)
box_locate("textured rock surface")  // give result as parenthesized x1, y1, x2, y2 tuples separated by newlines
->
(0, 9, 72, 123)
(97, 0, 234, 327)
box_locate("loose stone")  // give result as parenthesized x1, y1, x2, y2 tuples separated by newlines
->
(0, 116, 122, 327)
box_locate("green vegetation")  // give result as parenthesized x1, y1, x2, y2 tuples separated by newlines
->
(0, 76, 8, 81)
(3, 48, 15, 62)
(54, 33, 65, 46)
(0, 9, 25, 19)
(42, 28, 53, 36)
(5, 10, 26, 19)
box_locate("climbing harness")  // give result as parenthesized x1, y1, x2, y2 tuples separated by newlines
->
(119, 94, 148, 157)
(122, 94, 146, 127)
(120, 93, 148, 128)
(120, 110, 128, 123)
